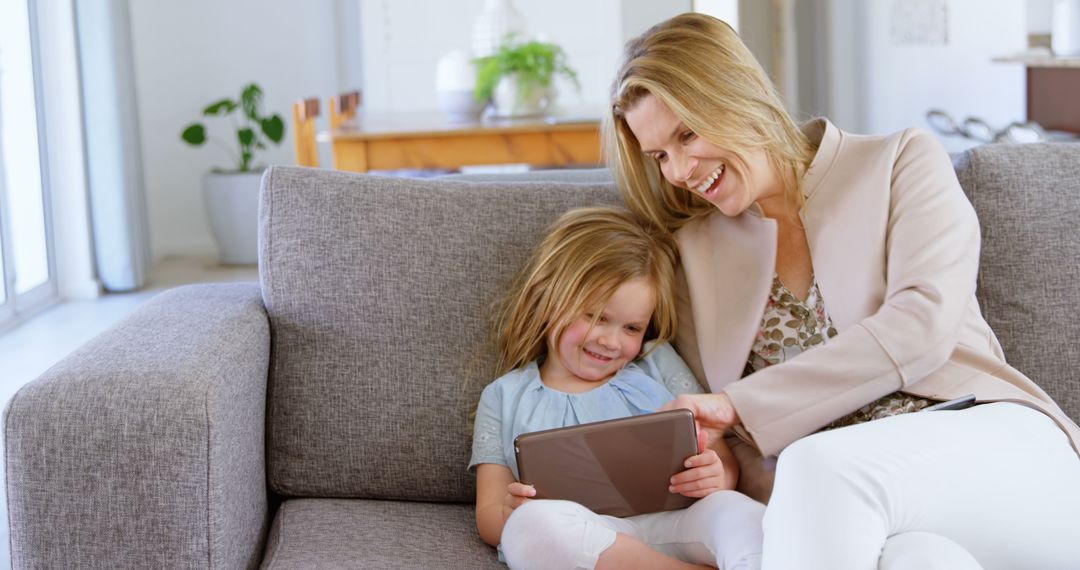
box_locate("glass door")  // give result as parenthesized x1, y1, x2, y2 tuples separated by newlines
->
(0, 0, 57, 331)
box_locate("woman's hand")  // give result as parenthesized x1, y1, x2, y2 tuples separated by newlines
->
(661, 392, 741, 432)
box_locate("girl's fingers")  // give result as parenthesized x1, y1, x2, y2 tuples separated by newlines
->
(669, 474, 723, 494)
(678, 487, 721, 498)
(670, 462, 724, 487)
(507, 482, 536, 497)
(683, 449, 719, 468)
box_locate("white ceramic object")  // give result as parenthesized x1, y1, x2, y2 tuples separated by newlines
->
(436, 50, 483, 122)
(491, 74, 552, 117)
(472, 0, 526, 58)
(203, 171, 261, 265)
(1053, 0, 1080, 56)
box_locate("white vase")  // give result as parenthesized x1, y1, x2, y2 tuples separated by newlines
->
(491, 74, 552, 118)
(472, 0, 526, 58)
(1052, 0, 1080, 56)
(436, 50, 483, 123)
(203, 171, 261, 265)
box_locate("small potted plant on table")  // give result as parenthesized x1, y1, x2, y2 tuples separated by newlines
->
(473, 35, 580, 118)
(180, 83, 284, 264)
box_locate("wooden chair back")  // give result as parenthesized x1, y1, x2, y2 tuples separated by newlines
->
(329, 90, 362, 130)
(292, 97, 320, 167)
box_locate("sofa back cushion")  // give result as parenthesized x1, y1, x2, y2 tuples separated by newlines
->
(259, 166, 621, 502)
(954, 142, 1080, 423)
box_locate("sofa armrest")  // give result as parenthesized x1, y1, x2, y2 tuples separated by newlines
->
(4, 283, 270, 569)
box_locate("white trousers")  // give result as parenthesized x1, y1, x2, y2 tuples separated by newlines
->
(501, 490, 765, 570)
(762, 403, 1080, 570)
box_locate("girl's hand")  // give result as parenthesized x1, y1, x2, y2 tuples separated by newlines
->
(502, 481, 536, 518)
(669, 427, 733, 497)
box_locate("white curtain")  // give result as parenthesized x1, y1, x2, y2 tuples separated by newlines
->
(74, 0, 149, 292)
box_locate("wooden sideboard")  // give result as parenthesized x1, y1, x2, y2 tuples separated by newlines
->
(320, 112, 602, 173)
(993, 53, 1080, 134)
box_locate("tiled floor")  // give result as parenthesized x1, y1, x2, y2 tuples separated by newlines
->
(0, 256, 258, 567)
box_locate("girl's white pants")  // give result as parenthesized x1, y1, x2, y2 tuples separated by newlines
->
(763, 402, 1080, 569)
(500, 489, 765, 569)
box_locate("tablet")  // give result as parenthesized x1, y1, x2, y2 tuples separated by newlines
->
(514, 409, 699, 518)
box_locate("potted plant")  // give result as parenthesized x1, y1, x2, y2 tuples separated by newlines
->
(180, 83, 284, 264)
(473, 35, 580, 117)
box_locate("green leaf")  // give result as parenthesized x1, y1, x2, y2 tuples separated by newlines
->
(261, 115, 285, 143)
(240, 83, 263, 121)
(181, 124, 206, 145)
(238, 128, 255, 147)
(472, 36, 580, 103)
(473, 56, 500, 102)
(203, 98, 237, 116)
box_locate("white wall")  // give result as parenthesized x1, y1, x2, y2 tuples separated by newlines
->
(128, 0, 340, 260)
(828, 0, 1027, 152)
(1028, 0, 1054, 33)
(358, 0, 691, 113)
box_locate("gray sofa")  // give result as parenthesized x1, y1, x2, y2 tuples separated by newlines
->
(5, 142, 1079, 568)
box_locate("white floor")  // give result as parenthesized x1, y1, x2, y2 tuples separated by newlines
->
(0, 256, 258, 568)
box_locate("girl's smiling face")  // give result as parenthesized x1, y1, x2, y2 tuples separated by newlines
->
(540, 277, 655, 391)
(624, 93, 784, 218)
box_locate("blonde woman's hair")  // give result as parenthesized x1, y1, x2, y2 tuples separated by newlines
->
(493, 206, 679, 377)
(605, 12, 816, 230)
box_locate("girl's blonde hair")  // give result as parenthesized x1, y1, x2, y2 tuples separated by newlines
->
(494, 206, 679, 376)
(604, 12, 816, 230)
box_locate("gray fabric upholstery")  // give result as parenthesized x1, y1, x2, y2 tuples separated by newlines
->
(7, 145, 1080, 568)
(440, 167, 614, 183)
(259, 167, 621, 501)
(954, 143, 1080, 422)
(259, 499, 502, 569)
(3, 283, 270, 569)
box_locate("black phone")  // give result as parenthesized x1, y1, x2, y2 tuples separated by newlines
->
(922, 394, 977, 412)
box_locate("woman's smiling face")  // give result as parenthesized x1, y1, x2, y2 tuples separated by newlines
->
(624, 93, 782, 218)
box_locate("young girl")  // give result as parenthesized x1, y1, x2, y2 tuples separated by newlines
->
(469, 206, 765, 570)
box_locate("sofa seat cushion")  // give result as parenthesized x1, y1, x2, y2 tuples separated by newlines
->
(261, 498, 502, 569)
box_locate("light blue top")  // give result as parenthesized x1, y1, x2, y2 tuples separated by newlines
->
(468, 342, 702, 480)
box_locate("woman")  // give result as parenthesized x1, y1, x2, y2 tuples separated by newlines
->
(605, 12, 1080, 569)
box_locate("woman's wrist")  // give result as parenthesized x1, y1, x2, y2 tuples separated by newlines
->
(717, 391, 741, 427)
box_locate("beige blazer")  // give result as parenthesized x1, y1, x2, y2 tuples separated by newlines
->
(675, 119, 1080, 460)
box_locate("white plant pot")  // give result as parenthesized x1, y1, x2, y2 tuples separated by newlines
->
(203, 171, 261, 265)
(436, 50, 483, 123)
(491, 74, 552, 118)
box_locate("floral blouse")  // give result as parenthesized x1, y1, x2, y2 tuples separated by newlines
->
(745, 274, 933, 431)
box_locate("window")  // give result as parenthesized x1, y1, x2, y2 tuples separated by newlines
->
(0, 0, 57, 331)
